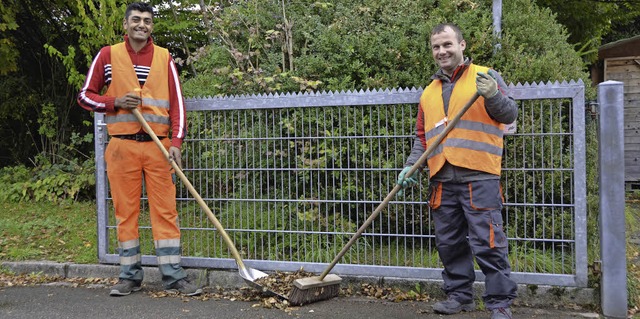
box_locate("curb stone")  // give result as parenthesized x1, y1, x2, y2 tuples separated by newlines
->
(1, 260, 598, 309)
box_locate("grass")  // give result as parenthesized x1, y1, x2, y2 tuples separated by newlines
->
(625, 196, 640, 313)
(0, 200, 97, 263)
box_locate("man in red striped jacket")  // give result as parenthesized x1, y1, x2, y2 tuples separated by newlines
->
(77, 2, 201, 297)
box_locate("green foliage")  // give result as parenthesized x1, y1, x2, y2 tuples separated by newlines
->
(0, 3, 19, 75)
(182, 102, 417, 236)
(534, 0, 640, 64)
(181, 0, 593, 252)
(44, 0, 127, 89)
(509, 244, 573, 274)
(0, 0, 103, 167)
(183, 0, 299, 95)
(183, 0, 591, 97)
(148, 0, 210, 75)
(0, 158, 95, 203)
(33, 103, 94, 164)
(496, 1, 590, 83)
(585, 120, 600, 257)
(0, 75, 38, 165)
(290, 0, 433, 90)
(624, 194, 640, 309)
(605, 15, 640, 43)
(0, 100, 97, 202)
(217, 201, 359, 263)
(629, 262, 640, 310)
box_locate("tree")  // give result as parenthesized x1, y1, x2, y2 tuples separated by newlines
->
(604, 15, 640, 43)
(0, 2, 19, 75)
(147, 0, 211, 76)
(181, 0, 590, 97)
(0, 0, 211, 167)
(0, 0, 94, 166)
(534, 0, 640, 63)
(0, 0, 105, 201)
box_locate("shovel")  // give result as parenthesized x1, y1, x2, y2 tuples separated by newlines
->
(128, 101, 282, 298)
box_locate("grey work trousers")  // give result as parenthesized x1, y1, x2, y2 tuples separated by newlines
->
(429, 179, 517, 310)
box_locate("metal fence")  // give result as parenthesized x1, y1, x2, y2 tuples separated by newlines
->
(94, 80, 587, 287)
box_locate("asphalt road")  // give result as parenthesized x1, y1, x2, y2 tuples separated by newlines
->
(0, 285, 597, 319)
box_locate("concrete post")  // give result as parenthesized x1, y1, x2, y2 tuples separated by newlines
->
(598, 81, 627, 318)
(492, 0, 502, 53)
(94, 113, 109, 263)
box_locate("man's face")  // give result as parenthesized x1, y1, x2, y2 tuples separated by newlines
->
(123, 10, 153, 42)
(430, 26, 466, 76)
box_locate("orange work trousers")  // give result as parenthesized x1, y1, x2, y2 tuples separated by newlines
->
(105, 137, 180, 242)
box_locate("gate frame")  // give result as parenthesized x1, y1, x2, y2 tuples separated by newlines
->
(94, 80, 588, 288)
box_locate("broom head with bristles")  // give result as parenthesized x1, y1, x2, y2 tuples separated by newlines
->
(288, 274, 342, 306)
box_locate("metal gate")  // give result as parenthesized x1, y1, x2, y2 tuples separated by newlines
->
(94, 80, 587, 287)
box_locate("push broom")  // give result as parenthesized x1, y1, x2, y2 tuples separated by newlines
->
(288, 93, 481, 306)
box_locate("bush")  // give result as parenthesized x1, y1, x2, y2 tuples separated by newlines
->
(0, 157, 95, 203)
(182, 0, 590, 96)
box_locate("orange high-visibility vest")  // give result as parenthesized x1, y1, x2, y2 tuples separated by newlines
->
(104, 42, 171, 136)
(420, 64, 504, 177)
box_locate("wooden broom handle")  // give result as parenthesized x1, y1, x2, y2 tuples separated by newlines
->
(319, 93, 480, 280)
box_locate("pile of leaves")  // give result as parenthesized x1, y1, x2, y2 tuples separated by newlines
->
(254, 269, 313, 297)
(356, 283, 431, 302)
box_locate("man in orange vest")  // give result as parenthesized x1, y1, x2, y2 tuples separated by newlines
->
(397, 23, 518, 319)
(78, 2, 201, 297)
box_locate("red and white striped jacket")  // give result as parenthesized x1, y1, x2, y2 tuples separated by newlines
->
(77, 35, 187, 148)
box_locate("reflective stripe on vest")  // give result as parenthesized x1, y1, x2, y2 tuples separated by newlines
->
(420, 64, 504, 177)
(104, 42, 171, 136)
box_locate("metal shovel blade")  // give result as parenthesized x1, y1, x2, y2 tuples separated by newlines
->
(239, 265, 268, 282)
(239, 266, 288, 300)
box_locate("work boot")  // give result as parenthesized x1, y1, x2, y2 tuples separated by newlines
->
(109, 279, 142, 296)
(432, 297, 476, 314)
(165, 278, 203, 296)
(491, 307, 513, 319)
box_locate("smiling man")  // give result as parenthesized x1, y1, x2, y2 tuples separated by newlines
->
(77, 2, 200, 297)
(396, 23, 518, 319)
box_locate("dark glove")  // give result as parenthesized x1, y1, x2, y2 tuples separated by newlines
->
(169, 146, 182, 169)
(396, 166, 419, 197)
(476, 72, 498, 98)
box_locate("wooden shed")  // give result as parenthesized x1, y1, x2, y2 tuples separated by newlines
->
(591, 35, 640, 185)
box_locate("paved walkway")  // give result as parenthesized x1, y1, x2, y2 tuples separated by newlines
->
(0, 261, 603, 318)
(0, 285, 599, 319)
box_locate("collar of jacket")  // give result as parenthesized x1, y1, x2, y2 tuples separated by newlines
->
(431, 57, 473, 82)
(123, 34, 155, 55)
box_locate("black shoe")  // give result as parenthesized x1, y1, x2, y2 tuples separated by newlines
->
(432, 297, 476, 314)
(109, 279, 142, 296)
(165, 278, 203, 296)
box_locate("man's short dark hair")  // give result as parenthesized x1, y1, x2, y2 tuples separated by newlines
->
(431, 23, 464, 43)
(125, 2, 154, 19)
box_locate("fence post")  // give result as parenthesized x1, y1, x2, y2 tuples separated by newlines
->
(94, 113, 109, 263)
(598, 80, 627, 318)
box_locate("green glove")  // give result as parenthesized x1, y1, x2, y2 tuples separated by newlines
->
(396, 166, 419, 196)
(476, 72, 498, 98)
